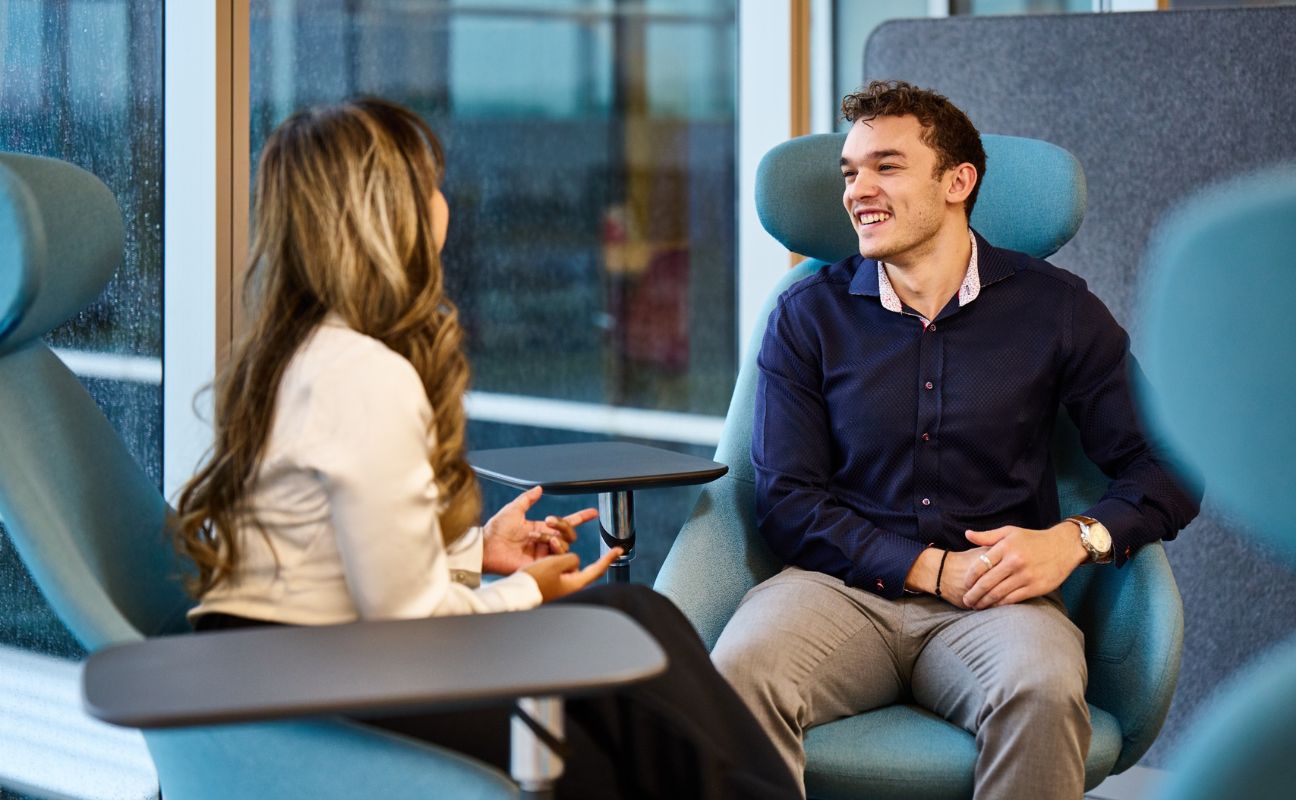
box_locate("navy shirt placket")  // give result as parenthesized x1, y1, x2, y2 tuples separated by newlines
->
(915, 319, 944, 541)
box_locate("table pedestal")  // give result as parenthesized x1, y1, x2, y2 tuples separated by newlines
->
(598, 491, 634, 583)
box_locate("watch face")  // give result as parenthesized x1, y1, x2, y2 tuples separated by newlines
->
(1087, 523, 1112, 554)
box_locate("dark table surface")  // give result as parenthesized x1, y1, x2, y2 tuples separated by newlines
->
(468, 441, 728, 495)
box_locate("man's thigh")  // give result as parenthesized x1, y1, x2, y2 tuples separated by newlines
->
(712, 566, 908, 727)
(910, 593, 1087, 734)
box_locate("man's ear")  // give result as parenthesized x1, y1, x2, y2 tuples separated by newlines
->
(947, 163, 978, 207)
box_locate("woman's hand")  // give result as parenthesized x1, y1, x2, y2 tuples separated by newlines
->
(482, 486, 598, 574)
(522, 548, 623, 602)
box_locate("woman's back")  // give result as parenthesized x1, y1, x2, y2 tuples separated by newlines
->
(192, 315, 541, 625)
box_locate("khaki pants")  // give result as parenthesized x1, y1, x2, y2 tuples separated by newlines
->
(712, 566, 1090, 800)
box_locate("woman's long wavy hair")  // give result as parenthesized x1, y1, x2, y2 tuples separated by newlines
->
(174, 97, 480, 597)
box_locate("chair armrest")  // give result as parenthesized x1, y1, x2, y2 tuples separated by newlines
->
(82, 606, 666, 728)
(654, 475, 782, 651)
(1072, 542, 1184, 772)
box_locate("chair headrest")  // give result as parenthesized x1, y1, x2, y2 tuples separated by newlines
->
(0, 154, 123, 355)
(755, 132, 1086, 262)
(1140, 162, 1296, 568)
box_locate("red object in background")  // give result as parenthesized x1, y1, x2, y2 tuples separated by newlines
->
(623, 247, 689, 372)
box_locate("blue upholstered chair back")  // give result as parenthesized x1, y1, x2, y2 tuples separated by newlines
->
(1141, 163, 1296, 569)
(656, 133, 1183, 796)
(0, 153, 191, 649)
(755, 132, 1087, 265)
(1138, 164, 1296, 800)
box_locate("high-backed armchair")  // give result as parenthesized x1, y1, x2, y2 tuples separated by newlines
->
(1138, 164, 1296, 800)
(654, 133, 1183, 799)
(0, 152, 662, 800)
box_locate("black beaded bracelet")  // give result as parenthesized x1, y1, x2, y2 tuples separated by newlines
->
(935, 549, 949, 598)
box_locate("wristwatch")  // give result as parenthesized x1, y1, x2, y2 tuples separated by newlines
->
(1067, 515, 1113, 564)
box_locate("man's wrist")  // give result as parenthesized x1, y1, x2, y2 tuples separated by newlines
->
(1062, 520, 1090, 568)
(904, 547, 942, 594)
(1062, 515, 1113, 565)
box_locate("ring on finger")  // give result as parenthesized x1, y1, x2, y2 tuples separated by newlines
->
(978, 553, 994, 570)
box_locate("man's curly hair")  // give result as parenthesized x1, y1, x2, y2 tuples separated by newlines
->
(841, 80, 986, 217)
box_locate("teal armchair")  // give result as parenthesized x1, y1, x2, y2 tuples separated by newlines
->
(1139, 164, 1296, 800)
(0, 152, 662, 800)
(654, 134, 1184, 799)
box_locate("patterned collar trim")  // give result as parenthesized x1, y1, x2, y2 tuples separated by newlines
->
(878, 231, 980, 323)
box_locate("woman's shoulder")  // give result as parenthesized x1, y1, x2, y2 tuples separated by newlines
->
(282, 317, 428, 417)
(294, 317, 420, 385)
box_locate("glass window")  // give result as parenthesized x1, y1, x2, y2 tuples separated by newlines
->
(1, 1, 163, 796)
(833, 0, 928, 116)
(249, 0, 738, 581)
(0, 0, 163, 662)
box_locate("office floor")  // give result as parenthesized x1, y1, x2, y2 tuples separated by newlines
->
(0, 645, 155, 800)
(1087, 767, 1168, 800)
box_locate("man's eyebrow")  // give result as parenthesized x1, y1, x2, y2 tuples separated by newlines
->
(841, 149, 908, 167)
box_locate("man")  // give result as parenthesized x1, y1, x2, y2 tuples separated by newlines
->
(711, 80, 1200, 799)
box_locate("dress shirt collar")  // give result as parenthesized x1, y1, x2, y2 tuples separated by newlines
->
(849, 229, 1015, 306)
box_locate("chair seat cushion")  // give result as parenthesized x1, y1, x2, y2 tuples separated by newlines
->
(804, 703, 1121, 800)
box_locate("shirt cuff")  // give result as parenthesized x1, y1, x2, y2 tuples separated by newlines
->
(476, 570, 544, 612)
(845, 533, 929, 599)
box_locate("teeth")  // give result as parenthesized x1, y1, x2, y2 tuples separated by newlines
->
(858, 212, 890, 225)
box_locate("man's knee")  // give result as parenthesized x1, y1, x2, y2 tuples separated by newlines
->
(989, 661, 1089, 729)
(712, 624, 761, 668)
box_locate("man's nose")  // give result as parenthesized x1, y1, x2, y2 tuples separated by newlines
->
(848, 173, 878, 198)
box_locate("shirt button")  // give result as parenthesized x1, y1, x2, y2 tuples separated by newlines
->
(927, 323, 937, 332)
(925, 381, 934, 390)
(921, 433, 930, 441)
(921, 498, 932, 506)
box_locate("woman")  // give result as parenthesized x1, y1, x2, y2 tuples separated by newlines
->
(174, 97, 795, 799)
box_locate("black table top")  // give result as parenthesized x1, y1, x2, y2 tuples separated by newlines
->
(468, 441, 728, 495)
(82, 606, 666, 729)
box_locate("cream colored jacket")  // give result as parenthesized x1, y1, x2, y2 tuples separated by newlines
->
(191, 316, 541, 624)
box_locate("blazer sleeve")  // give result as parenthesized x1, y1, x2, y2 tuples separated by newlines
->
(303, 349, 542, 618)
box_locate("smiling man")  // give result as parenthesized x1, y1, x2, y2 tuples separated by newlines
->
(710, 81, 1200, 799)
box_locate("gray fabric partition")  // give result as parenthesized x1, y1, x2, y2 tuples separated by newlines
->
(862, 7, 1296, 768)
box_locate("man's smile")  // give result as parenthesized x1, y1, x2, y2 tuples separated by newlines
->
(855, 209, 893, 228)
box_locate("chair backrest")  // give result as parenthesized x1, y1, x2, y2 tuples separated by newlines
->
(1141, 163, 1296, 569)
(755, 132, 1086, 266)
(1138, 165, 1296, 800)
(0, 153, 191, 650)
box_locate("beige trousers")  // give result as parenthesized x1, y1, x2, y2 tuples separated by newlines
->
(712, 566, 1090, 800)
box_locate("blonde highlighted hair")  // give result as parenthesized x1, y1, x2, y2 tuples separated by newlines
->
(174, 97, 480, 597)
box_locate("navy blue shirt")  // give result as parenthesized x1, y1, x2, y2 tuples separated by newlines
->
(753, 232, 1200, 599)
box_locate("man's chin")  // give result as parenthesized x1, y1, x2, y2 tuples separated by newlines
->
(856, 238, 892, 261)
